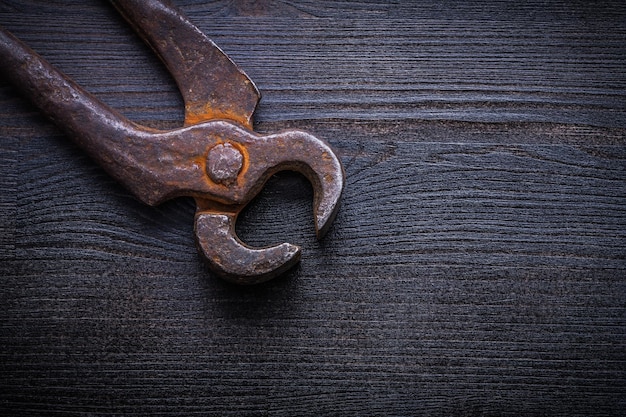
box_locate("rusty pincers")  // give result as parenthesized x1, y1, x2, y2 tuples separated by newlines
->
(0, 0, 344, 284)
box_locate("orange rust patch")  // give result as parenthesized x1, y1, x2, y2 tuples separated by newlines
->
(185, 103, 252, 129)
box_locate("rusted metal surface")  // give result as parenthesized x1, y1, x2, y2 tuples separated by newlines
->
(110, 0, 260, 129)
(0, 0, 344, 284)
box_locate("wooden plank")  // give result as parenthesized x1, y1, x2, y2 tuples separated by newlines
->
(0, 1, 625, 415)
(0, 133, 15, 259)
(0, 1, 624, 128)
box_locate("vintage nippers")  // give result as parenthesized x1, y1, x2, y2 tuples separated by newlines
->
(0, 0, 344, 284)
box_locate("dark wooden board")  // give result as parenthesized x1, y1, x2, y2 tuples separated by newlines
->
(1, 1, 625, 415)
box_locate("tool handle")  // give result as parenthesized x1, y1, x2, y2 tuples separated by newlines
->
(0, 27, 134, 148)
(0, 26, 148, 179)
(0, 26, 186, 204)
(110, 0, 259, 128)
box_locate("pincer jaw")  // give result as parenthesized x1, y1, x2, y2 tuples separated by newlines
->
(254, 129, 345, 240)
(193, 128, 344, 284)
(194, 212, 302, 285)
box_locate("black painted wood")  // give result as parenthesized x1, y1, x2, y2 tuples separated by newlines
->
(1, 1, 625, 415)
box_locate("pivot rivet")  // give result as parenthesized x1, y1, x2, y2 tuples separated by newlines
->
(206, 143, 243, 185)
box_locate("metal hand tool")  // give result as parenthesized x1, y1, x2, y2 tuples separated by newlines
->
(0, 0, 344, 284)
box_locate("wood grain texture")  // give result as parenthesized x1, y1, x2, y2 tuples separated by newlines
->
(1, 1, 625, 415)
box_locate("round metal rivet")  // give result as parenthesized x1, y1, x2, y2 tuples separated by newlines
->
(206, 143, 243, 185)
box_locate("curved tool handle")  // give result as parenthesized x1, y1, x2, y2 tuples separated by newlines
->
(0, 26, 161, 197)
(110, 0, 260, 128)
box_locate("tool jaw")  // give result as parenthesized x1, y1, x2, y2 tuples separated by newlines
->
(194, 213, 302, 285)
(193, 126, 344, 283)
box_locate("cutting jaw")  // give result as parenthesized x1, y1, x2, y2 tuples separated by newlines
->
(0, 0, 344, 284)
(193, 128, 345, 284)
